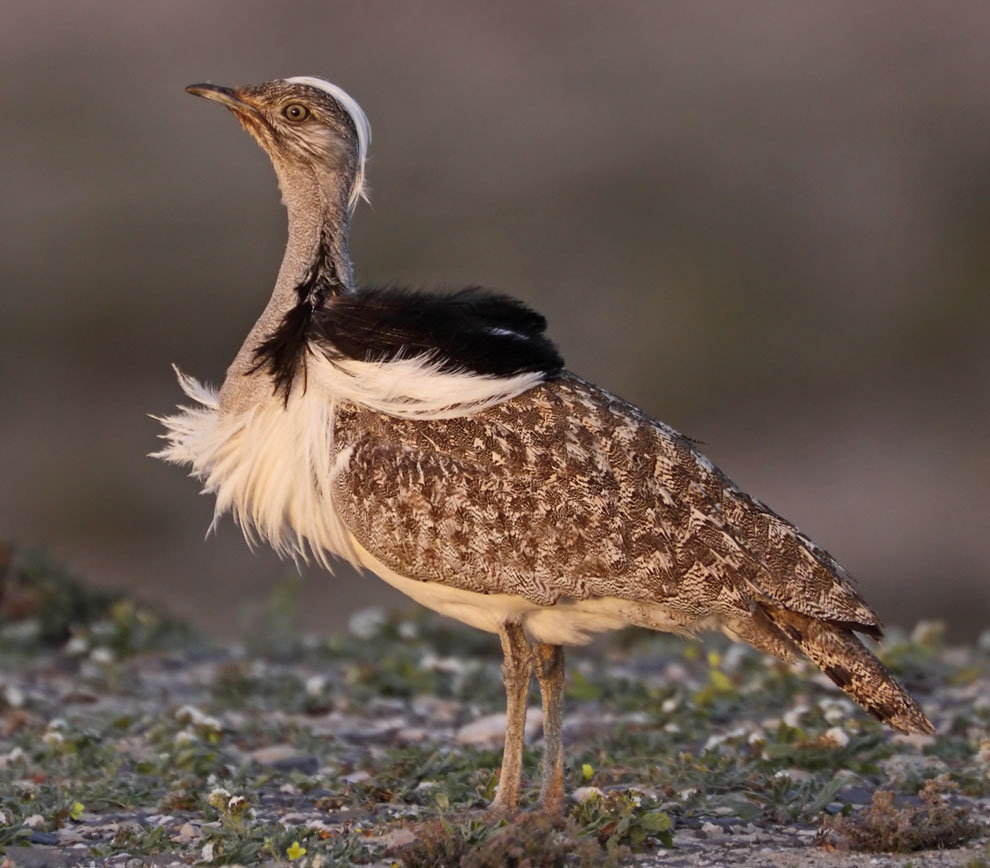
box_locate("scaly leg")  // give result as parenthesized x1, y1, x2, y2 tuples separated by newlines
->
(491, 623, 532, 812)
(535, 642, 566, 814)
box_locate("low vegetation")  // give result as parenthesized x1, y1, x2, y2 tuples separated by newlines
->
(0, 547, 987, 865)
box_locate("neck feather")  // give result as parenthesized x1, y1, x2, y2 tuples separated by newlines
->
(219, 163, 355, 412)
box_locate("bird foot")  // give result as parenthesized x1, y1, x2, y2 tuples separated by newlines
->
(534, 793, 566, 817)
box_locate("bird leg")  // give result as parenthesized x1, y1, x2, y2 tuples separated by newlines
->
(491, 623, 532, 813)
(534, 643, 566, 814)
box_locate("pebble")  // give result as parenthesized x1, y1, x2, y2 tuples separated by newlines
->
(371, 828, 417, 848)
(411, 694, 462, 724)
(174, 822, 201, 842)
(342, 769, 371, 784)
(456, 709, 544, 747)
(397, 726, 427, 743)
(247, 743, 318, 772)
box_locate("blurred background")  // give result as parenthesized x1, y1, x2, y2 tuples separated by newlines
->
(1, 1, 987, 640)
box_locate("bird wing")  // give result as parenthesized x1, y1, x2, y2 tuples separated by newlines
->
(331, 372, 877, 628)
(332, 372, 932, 733)
(331, 375, 681, 607)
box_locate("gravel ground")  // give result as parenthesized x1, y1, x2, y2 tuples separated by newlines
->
(1, 550, 989, 867)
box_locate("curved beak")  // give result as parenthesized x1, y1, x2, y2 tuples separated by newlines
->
(185, 83, 259, 115)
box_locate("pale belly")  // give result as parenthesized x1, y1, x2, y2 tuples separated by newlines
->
(351, 536, 705, 646)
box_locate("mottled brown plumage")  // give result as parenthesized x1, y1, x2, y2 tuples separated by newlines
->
(334, 372, 932, 735)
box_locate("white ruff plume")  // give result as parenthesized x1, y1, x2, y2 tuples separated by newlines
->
(308, 349, 545, 420)
(152, 353, 545, 568)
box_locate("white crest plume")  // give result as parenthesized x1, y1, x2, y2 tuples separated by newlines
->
(286, 76, 371, 212)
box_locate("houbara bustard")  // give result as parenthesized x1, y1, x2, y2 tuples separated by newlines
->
(156, 78, 933, 814)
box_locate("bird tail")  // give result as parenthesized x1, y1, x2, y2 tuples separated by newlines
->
(761, 606, 934, 735)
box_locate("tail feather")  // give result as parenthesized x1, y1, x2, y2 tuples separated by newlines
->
(761, 606, 934, 735)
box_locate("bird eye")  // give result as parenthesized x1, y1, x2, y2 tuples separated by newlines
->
(283, 103, 310, 122)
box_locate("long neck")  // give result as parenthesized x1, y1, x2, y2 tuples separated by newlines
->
(277, 171, 354, 299)
(219, 163, 354, 413)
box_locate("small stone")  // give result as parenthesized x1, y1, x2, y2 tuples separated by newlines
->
(23, 814, 45, 828)
(247, 744, 318, 773)
(3, 685, 25, 708)
(456, 709, 543, 747)
(342, 770, 371, 784)
(836, 786, 873, 805)
(398, 727, 427, 743)
(372, 828, 417, 848)
(175, 822, 200, 842)
(699, 822, 721, 838)
(57, 828, 85, 844)
(411, 695, 461, 724)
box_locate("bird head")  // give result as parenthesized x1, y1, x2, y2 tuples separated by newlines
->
(185, 77, 371, 215)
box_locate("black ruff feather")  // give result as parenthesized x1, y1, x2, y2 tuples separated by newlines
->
(252, 247, 339, 401)
(313, 286, 564, 378)
(255, 281, 564, 400)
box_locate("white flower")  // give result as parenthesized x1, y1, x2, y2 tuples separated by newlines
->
(64, 636, 89, 656)
(305, 675, 327, 697)
(207, 788, 231, 811)
(398, 621, 419, 640)
(175, 705, 221, 733)
(821, 727, 850, 748)
(573, 786, 604, 803)
(227, 795, 251, 817)
(90, 647, 115, 664)
(348, 607, 386, 639)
